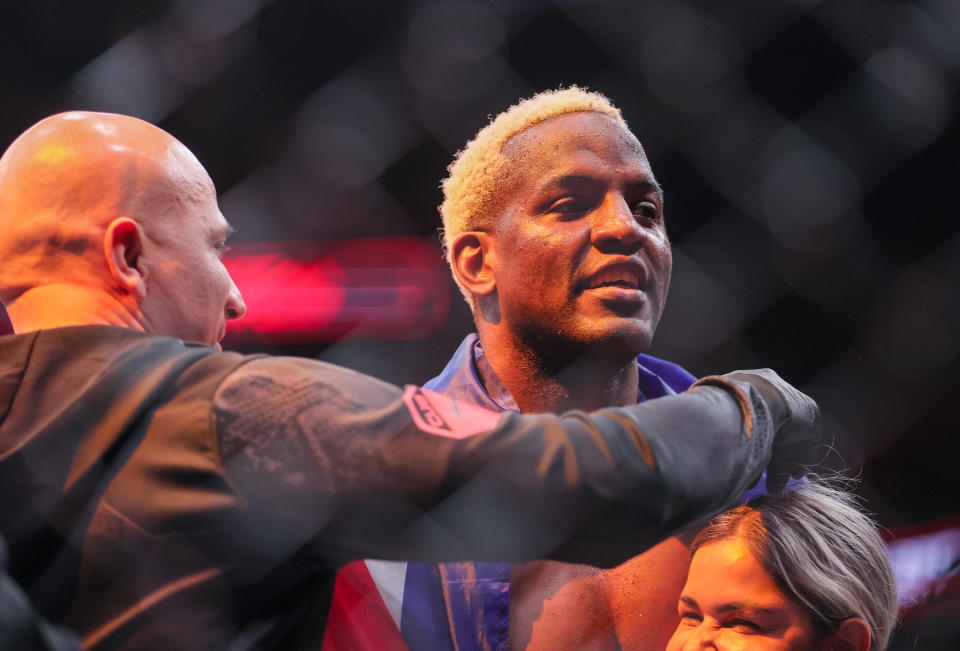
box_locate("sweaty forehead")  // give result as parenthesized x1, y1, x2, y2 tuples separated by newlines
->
(502, 111, 647, 170)
(496, 113, 653, 209)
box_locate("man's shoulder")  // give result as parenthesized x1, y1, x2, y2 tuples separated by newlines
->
(8, 325, 217, 364)
(40, 325, 254, 386)
(0, 326, 255, 436)
(212, 355, 404, 434)
(216, 355, 399, 398)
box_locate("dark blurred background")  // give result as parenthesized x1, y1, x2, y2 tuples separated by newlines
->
(1, 0, 957, 646)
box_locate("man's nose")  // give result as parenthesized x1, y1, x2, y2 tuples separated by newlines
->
(225, 277, 246, 320)
(591, 194, 643, 252)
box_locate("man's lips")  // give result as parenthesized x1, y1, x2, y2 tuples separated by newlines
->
(579, 261, 648, 293)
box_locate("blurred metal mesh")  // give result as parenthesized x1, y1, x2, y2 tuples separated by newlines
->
(1, 0, 958, 645)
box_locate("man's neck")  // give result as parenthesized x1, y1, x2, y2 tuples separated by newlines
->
(477, 329, 640, 414)
(5, 284, 145, 334)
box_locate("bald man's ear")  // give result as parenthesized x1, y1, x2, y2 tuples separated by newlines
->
(450, 231, 497, 298)
(104, 217, 146, 302)
(827, 617, 871, 651)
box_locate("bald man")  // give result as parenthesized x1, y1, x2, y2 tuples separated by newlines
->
(0, 111, 243, 343)
(0, 112, 820, 650)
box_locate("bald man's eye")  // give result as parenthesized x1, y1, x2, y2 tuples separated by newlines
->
(213, 242, 231, 258)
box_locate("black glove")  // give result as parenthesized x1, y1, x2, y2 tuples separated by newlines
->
(723, 368, 822, 493)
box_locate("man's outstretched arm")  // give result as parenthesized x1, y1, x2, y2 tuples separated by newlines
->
(214, 357, 818, 568)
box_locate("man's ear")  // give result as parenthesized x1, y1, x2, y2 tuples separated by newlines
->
(104, 217, 146, 302)
(450, 231, 496, 297)
(826, 617, 871, 651)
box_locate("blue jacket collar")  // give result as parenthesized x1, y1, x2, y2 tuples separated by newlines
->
(423, 333, 697, 409)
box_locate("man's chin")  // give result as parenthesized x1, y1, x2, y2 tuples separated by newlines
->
(583, 321, 655, 356)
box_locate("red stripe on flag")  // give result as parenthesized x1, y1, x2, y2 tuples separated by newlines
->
(322, 561, 410, 651)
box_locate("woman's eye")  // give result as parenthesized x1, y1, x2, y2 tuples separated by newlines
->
(727, 618, 762, 633)
(679, 611, 702, 624)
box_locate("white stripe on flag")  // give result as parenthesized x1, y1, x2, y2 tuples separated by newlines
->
(364, 560, 408, 630)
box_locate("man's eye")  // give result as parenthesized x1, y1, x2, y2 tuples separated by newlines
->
(548, 197, 589, 214)
(632, 201, 660, 220)
(213, 242, 231, 257)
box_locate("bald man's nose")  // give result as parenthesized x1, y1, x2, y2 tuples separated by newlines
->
(225, 278, 245, 320)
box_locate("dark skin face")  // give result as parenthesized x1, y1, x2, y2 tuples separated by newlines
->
(486, 111, 672, 368)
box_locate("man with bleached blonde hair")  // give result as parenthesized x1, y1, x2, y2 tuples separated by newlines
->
(328, 88, 817, 651)
(0, 111, 820, 649)
(439, 86, 627, 303)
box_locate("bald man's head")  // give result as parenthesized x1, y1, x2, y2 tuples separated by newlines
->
(0, 112, 203, 300)
(0, 112, 245, 348)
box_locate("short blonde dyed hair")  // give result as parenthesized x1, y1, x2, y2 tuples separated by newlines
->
(440, 86, 628, 303)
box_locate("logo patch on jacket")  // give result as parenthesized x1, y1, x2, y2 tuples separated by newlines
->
(403, 386, 501, 439)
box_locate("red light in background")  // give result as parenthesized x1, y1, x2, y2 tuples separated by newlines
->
(222, 237, 450, 345)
